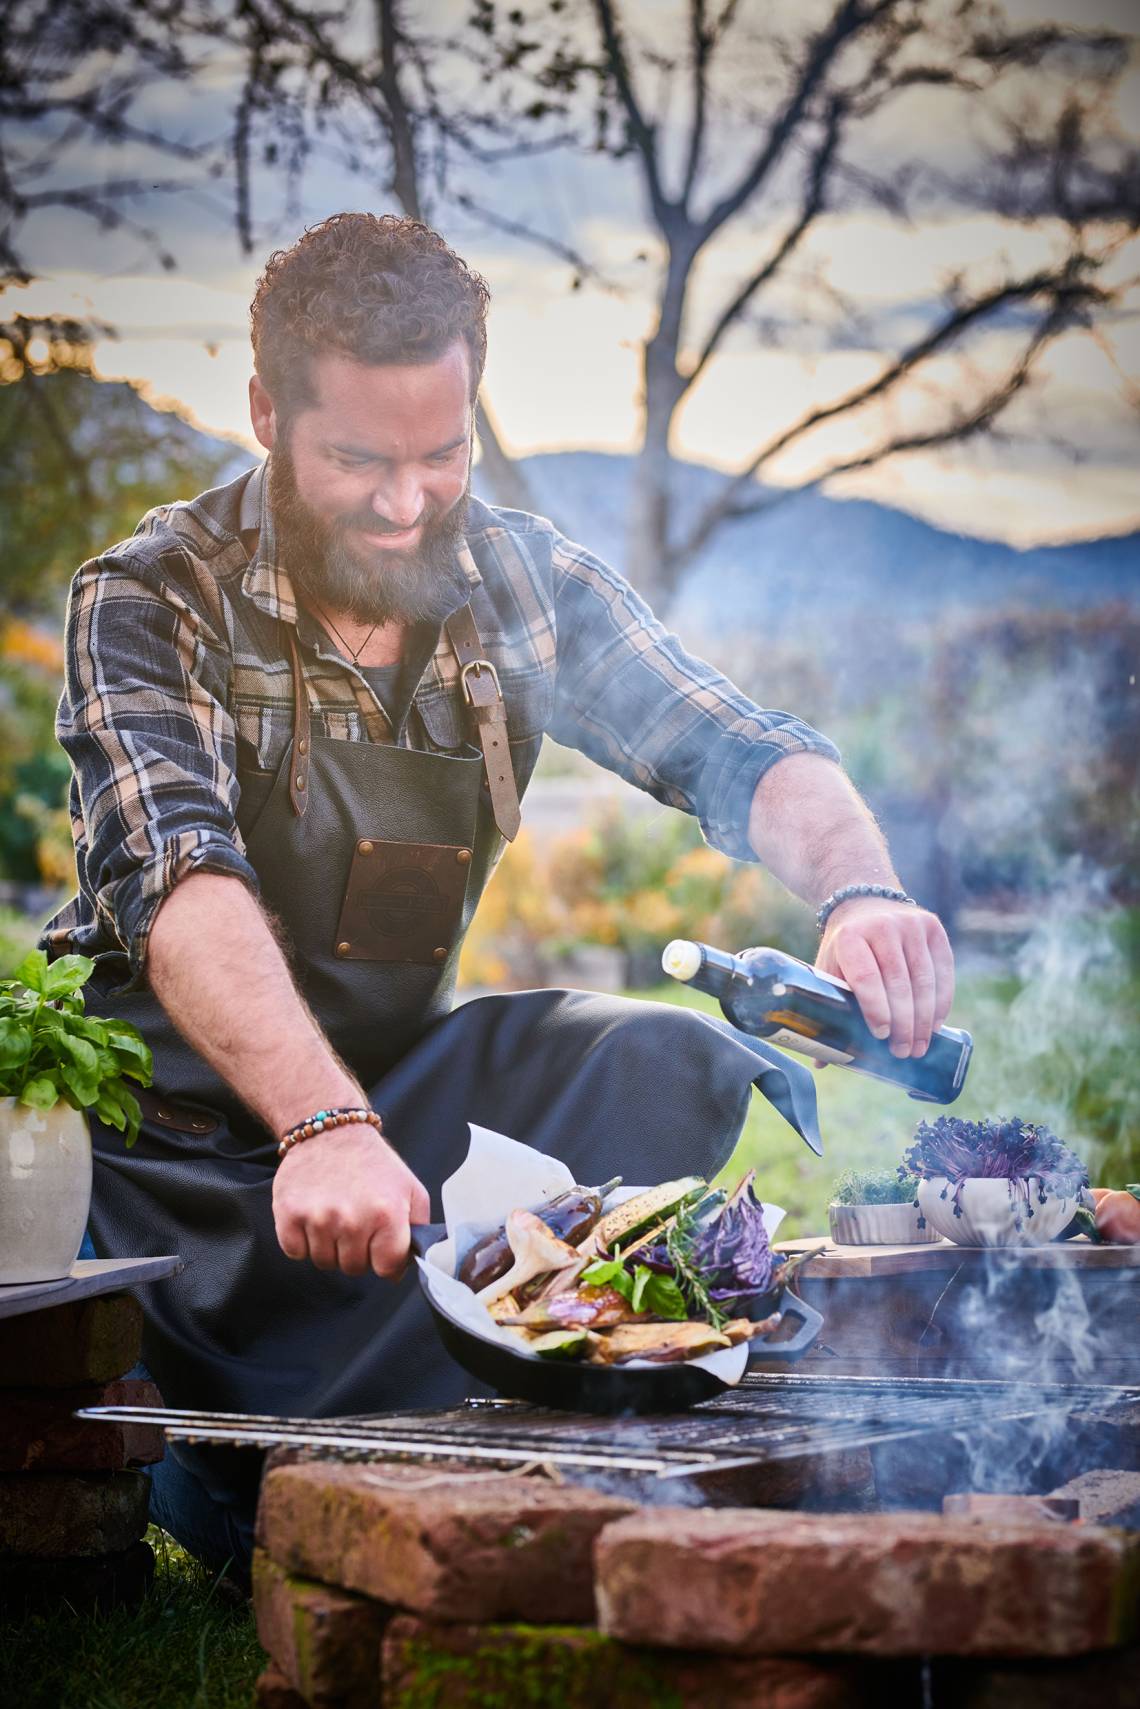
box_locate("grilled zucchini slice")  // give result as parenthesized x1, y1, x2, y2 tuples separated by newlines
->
(592, 1177, 706, 1254)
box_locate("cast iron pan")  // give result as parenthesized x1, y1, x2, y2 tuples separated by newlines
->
(410, 1224, 823, 1415)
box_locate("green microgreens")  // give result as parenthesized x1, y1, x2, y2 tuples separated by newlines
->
(581, 1255, 688, 1321)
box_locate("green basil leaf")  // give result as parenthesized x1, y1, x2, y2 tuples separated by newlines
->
(42, 955, 94, 999)
(637, 1269, 689, 1321)
(58, 1034, 99, 1075)
(11, 950, 49, 994)
(109, 1082, 142, 1149)
(66, 1016, 110, 1045)
(94, 1086, 127, 1132)
(0, 1019, 32, 1070)
(59, 1061, 100, 1105)
(20, 1074, 61, 1110)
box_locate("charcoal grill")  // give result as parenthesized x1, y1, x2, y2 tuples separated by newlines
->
(82, 1371, 1140, 1506)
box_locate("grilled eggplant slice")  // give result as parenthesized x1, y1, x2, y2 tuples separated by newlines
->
(496, 1284, 636, 1330)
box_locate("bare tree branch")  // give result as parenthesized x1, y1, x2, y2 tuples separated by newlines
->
(592, 0, 667, 221)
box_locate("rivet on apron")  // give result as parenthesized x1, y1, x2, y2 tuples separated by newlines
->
(295, 774, 306, 790)
(433, 947, 447, 962)
(336, 941, 351, 957)
(456, 848, 471, 865)
(358, 839, 374, 856)
(298, 739, 308, 754)
(157, 1107, 171, 1121)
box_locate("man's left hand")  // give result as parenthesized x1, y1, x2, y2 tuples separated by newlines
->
(815, 898, 955, 1058)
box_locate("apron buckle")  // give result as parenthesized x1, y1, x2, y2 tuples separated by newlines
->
(460, 658, 502, 705)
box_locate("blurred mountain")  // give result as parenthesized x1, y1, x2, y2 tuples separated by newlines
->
(503, 450, 1139, 639)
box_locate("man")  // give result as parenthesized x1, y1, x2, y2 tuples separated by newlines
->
(44, 214, 954, 1574)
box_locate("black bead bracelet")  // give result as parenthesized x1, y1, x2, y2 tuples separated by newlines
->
(816, 883, 918, 934)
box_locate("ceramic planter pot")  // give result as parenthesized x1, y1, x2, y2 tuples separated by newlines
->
(0, 1096, 92, 1284)
(916, 1175, 1076, 1247)
(828, 1201, 941, 1245)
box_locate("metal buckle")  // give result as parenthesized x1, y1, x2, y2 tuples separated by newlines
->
(460, 658, 502, 704)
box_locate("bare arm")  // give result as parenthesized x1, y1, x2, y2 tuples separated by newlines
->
(748, 753, 955, 1058)
(147, 871, 429, 1276)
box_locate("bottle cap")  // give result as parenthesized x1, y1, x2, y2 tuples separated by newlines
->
(662, 939, 702, 982)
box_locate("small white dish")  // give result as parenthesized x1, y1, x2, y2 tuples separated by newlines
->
(916, 1176, 1076, 1246)
(827, 1202, 940, 1245)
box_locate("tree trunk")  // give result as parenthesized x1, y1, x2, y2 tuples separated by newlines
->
(626, 236, 694, 614)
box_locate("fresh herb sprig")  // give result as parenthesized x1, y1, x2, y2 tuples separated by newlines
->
(0, 951, 153, 1145)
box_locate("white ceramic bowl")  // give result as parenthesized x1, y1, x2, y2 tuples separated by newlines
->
(916, 1175, 1076, 1247)
(828, 1202, 940, 1245)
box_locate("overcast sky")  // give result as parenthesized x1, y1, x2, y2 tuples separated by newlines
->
(11, 0, 1140, 546)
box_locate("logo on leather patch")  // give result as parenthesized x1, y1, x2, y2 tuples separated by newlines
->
(365, 867, 445, 938)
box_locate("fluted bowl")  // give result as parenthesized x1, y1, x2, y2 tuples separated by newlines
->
(916, 1175, 1077, 1247)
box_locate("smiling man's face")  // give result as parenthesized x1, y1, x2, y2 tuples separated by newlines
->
(252, 340, 474, 626)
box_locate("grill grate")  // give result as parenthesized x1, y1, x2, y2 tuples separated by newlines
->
(81, 1372, 1138, 1493)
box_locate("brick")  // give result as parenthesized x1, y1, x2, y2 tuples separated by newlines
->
(0, 1470, 150, 1557)
(0, 1377, 164, 1471)
(381, 1614, 892, 1709)
(932, 1646, 1140, 1709)
(595, 1508, 1140, 1658)
(254, 1666, 310, 1709)
(0, 1540, 154, 1615)
(1047, 1470, 1140, 1529)
(257, 1461, 634, 1623)
(0, 1293, 143, 1388)
(252, 1548, 388, 1708)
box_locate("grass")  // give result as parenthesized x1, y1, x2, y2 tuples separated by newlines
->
(0, 1528, 265, 1709)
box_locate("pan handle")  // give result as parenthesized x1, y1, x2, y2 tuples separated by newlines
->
(409, 1222, 449, 1260)
(747, 1295, 823, 1362)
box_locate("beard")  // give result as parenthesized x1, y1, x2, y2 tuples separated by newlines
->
(268, 437, 471, 627)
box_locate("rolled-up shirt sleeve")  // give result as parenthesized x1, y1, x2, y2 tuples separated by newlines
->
(58, 553, 260, 987)
(548, 534, 841, 862)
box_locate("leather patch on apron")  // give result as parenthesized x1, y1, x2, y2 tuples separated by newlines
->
(334, 838, 473, 963)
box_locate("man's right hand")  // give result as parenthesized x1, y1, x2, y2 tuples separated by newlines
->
(272, 1123, 430, 1279)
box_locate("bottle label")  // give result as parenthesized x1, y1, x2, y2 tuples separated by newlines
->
(767, 1027, 854, 1067)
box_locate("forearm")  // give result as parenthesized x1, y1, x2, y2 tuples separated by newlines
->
(146, 871, 363, 1136)
(747, 752, 901, 905)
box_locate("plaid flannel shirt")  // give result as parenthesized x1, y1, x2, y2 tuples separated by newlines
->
(41, 463, 840, 989)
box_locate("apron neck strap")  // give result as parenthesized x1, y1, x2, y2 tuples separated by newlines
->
(445, 604, 521, 842)
(282, 608, 521, 841)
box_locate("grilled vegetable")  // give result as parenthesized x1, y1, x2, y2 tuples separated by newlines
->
(497, 1284, 636, 1330)
(458, 1179, 621, 1291)
(639, 1170, 779, 1326)
(475, 1210, 586, 1308)
(528, 1329, 594, 1360)
(586, 1321, 733, 1364)
(589, 1178, 705, 1256)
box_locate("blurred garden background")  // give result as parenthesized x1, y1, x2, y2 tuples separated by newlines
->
(2, 0, 1138, 1243)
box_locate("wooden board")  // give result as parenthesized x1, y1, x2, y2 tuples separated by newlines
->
(777, 1235, 1140, 1279)
(0, 1256, 181, 1320)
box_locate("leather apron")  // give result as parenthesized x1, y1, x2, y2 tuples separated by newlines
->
(83, 602, 824, 1515)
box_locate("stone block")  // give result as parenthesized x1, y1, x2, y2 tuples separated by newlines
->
(381, 1614, 893, 1709)
(252, 1548, 388, 1708)
(0, 1377, 164, 1471)
(0, 1470, 151, 1557)
(258, 1461, 633, 1623)
(1047, 1470, 1140, 1529)
(0, 1540, 154, 1615)
(595, 1508, 1140, 1658)
(0, 1293, 143, 1389)
(254, 1666, 311, 1709)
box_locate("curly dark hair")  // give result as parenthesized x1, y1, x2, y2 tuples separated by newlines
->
(250, 212, 490, 417)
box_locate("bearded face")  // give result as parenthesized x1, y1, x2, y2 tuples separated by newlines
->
(268, 435, 471, 628)
(256, 343, 476, 629)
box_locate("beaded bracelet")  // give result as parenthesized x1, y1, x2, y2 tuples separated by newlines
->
(277, 1105, 382, 1161)
(816, 883, 918, 935)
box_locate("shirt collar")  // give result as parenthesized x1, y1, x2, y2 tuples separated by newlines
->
(239, 459, 483, 639)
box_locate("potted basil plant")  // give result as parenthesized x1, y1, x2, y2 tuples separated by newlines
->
(0, 951, 152, 1284)
(828, 1167, 937, 1246)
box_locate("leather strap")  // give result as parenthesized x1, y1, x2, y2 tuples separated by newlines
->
(445, 604, 521, 842)
(286, 626, 311, 819)
(282, 608, 521, 840)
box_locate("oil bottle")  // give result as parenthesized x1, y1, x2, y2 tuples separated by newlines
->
(663, 940, 972, 1104)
